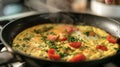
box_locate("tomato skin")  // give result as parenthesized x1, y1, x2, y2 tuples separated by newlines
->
(47, 35, 59, 41)
(47, 49, 60, 61)
(48, 53, 60, 61)
(69, 53, 86, 62)
(65, 26, 73, 34)
(69, 42, 82, 48)
(48, 48, 55, 54)
(96, 45, 108, 51)
(59, 37, 68, 41)
(107, 35, 117, 43)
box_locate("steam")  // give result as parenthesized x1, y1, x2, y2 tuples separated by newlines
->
(25, 0, 87, 25)
(25, 0, 63, 13)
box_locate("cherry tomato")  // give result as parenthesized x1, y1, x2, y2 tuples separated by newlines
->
(96, 45, 108, 51)
(69, 42, 82, 48)
(47, 49, 60, 61)
(48, 48, 55, 54)
(69, 53, 86, 62)
(59, 37, 68, 41)
(107, 35, 117, 43)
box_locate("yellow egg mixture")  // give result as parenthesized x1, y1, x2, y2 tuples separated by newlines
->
(13, 24, 119, 62)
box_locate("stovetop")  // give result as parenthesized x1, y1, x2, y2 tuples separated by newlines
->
(0, 18, 120, 67)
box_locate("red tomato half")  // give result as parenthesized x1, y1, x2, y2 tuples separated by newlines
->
(69, 42, 82, 48)
(48, 48, 55, 54)
(59, 37, 68, 41)
(107, 35, 117, 43)
(47, 49, 60, 61)
(69, 53, 86, 62)
(96, 45, 108, 51)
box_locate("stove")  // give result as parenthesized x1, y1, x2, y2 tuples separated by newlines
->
(0, 18, 120, 67)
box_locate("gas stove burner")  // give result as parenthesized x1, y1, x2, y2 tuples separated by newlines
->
(0, 47, 25, 67)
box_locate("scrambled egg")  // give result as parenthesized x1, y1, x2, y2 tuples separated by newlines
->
(13, 24, 119, 62)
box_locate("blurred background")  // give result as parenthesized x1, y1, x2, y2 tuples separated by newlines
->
(0, 0, 120, 21)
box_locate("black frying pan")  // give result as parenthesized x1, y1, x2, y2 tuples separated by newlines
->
(0, 12, 120, 67)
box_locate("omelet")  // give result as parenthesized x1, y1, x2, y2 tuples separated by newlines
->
(13, 24, 119, 62)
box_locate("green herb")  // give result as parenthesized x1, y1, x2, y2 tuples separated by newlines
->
(114, 48, 118, 50)
(34, 29, 41, 34)
(84, 31, 89, 36)
(68, 36, 75, 42)
(14, 44, 20, 47)
(65, 47, 71, 51)
(41, 35, 47, 43)
(17, 38, 22, 41)
(33, 26, 53, 34)
(49, 32, 56, 35)
(25, 34, 34, 39)
(75, 38, 79, 42)
(42, 26, 53, 32)
(23, 37, 31, 41)
(39, 45, 44, 48)
(59, 53, 69, 57)
(22, 44, 26, 47)
(23, 34, 34, 41)
(47, 41, 57, 49)
(48, 41, 55, 45)
(68, 35, 79, 42)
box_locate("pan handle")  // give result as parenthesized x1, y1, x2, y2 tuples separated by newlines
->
(0, 25, 22, 65)
(0, 25, 2, 31)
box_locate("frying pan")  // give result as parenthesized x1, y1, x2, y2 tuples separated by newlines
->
(0, 12, 120, 67)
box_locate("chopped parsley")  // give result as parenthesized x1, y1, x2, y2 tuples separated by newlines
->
(41, 35, 47, 43)
(68, 36, 75, 42)
(68, 35, 79, 42)
(59, 53, 69, 57)
(14, 44, 20, 47)
(23, 37, 31, 41)
(84, 31, 89, 36)
(47, 41, 57, 49)
(25, 33, 34, 40)
(22, 44, 26, 47)
(34, 29, 41, 34)
(49, 32, 56, 35)
(34, 26, 53, 34)
(42, 26, 53, 32)
(114, 48, 118, 50)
